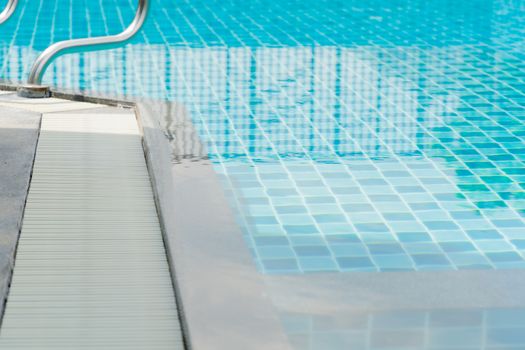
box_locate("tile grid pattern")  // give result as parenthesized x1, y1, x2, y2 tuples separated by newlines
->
(0, 0, 524, 273)
(281, 308, 525, 350)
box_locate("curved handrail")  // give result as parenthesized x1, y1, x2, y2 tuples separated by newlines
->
(27, 0, 149, 85)
(0, 0, 18, 25)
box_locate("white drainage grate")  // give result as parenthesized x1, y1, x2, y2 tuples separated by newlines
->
(0, 111, 184, 349)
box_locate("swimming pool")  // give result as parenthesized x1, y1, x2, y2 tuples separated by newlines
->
(1, 0, 525, 275)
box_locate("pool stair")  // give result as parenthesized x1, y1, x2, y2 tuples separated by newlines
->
(18, 0, 149, 98)
(0, 92, 184, 349)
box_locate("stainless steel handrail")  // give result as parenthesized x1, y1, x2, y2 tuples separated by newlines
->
(27, 0, 149, 85)
(0, 0, 18, 25)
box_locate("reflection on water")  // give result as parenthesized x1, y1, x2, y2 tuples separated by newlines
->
(149, 44, 525, 273)
(140, 100, 208, 162)
(281, 307, 525, 349)
(0, 0, 524, 274)
(4, 43, 519, 273)
(1, 0, 525, 348)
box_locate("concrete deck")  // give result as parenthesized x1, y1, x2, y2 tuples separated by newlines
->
(0, 98, 40, 319)
(0, 92, 184, 349)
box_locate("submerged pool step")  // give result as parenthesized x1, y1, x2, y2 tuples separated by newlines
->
(0, 111, 183, 349)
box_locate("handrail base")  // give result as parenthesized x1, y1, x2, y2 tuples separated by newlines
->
(17, 85, 51, 98)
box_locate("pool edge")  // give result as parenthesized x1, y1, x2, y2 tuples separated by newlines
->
(135, 100, 294, 350)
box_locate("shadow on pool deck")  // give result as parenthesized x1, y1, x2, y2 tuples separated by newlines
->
(0, 107, 40, 321)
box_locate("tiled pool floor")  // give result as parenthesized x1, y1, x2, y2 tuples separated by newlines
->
(140, 98, 525, 350)
(2, 1, 525, 348)
(281, 307, 525, 349)
(0, 0, 524, 273)
(206, 43, 525, 273)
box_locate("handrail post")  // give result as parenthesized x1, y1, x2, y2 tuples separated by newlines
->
(18, 0, 149, 98)
(0, 0, 18, 25)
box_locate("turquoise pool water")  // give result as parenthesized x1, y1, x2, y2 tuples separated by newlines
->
(1, 0, 525, 273)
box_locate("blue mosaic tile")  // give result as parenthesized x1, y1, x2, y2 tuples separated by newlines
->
(298, 257, 337, 272)
(486, 252, 524, 263)
(397, 232, 432, 243)
(447, 252, 491, 268)
(467, 229, 503, 240)
(411, 254, 452, 267)
(439, 242, 477, 253)
(486, 328, 525, 346)
(373, 255, 414, 270)
(1, 0, 524, 274)
(262, 259, 300, 273)
(367, 243, 405, 255)
(330, 244, 369, 258)
(337, 257, 375, 270)
(293, 246, 331, 257)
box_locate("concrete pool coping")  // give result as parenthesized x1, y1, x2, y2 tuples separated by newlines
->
(136, 101, 292, 350)
(3, 86, 525, 349)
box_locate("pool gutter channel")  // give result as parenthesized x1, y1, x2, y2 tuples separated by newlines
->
(0, 85, 197, 347)
(0, 90, 185, 349)
(0, 87, 196, 349)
